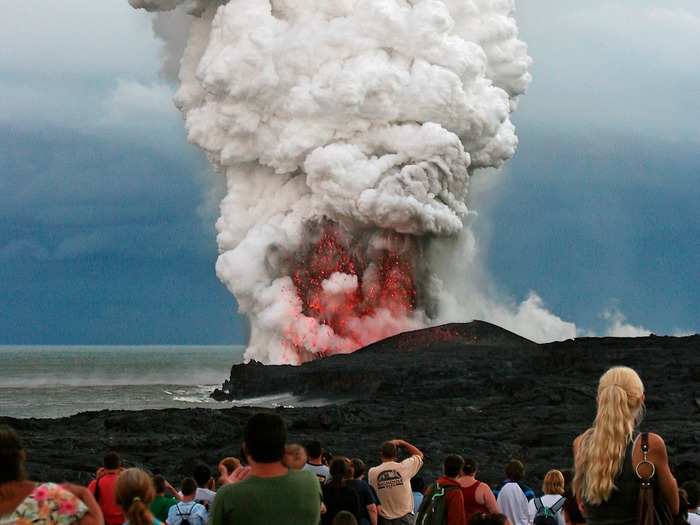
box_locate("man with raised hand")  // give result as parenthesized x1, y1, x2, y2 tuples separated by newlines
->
(368, 439, 424, 525)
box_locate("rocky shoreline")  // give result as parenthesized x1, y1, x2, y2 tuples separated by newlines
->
(3, 322, 699, 489)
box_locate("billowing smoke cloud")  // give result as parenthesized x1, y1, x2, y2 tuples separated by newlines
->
(131, 0, 575, 364)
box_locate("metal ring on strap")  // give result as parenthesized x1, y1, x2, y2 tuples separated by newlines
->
(635, 459, 656, 479)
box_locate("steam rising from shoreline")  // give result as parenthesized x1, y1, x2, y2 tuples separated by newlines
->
(130, 0, 580, 363)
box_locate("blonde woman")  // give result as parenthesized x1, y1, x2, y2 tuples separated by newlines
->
(115, 469, 160, 525)
(573, 367, 679, 525)
(527, 470, 566, 525)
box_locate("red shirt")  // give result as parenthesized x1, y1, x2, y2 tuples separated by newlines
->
(461, 480, 489, 522)
(88, 472, 125, 525)
(436, 477, 466, 525)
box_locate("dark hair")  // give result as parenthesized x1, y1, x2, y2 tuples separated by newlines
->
(304, 440, 322, 460)
(683, 481, 700, 508)
(444, 454, 465, 478)
(561, 469, 585, 524)
(505, 460, 525, 481)
(322, 451, 333, 466)
(193, 464, 211, 487)
(463, 457, 478, 475)
(153, 474, 166, 494)
(329, 457, 351, 488)
(469, 513, 508, 525)
(332, 510, 359, 525)
(181, 477, 197, 497)
(104, 451, 121, 470)
(244, 413, 287, 463)
(0, 425, 25, 483)
(380, 441, 398, 460)
(351, 458, 366, 479)
(678, 488, 689, 522)
(411, 475, 425, 493)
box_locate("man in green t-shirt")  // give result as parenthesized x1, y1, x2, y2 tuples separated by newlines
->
(209, 413, 322, 525)
(149, 474, 179, 522)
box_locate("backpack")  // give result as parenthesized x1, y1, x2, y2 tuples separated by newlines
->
(175, 502, 197, 525)
(416, 482, 459, 525)
(533, 496, 566, 525)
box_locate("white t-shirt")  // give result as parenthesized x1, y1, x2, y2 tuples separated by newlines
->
(303, 463, 331, 484)
(194, 487, 216, 505)
(368, 456, 423, 519)
(497, 482, 530, 525)
(688, 509, 700, 525)
(528, 494, 566, 525)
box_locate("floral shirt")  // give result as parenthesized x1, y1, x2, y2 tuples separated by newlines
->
(0, 483, 88, 525)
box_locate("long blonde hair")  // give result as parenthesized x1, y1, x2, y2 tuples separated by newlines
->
(115, 468, 155, 525)
(574, 367, 645, 505)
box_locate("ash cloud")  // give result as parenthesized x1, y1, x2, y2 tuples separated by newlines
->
(129, 0, 583, 363)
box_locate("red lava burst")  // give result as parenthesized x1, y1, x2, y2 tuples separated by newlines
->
(290, 223, 417, 350)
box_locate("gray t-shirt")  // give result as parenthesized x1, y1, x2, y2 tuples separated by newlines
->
(303, 463, 331, 484)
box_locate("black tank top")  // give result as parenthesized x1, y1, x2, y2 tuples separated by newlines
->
(584, 439, 640, 525)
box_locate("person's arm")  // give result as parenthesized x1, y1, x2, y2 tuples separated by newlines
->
(62, 483, 104, 525)
(367, 503, 378, 525)
(208, 491, 225, 525)
(391, 439, 423, 459)
(648, 433, 679, 515)
(164, 480, 183, 501)
(478, 483, 501, 514)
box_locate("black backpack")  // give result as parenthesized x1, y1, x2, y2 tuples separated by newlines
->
(176, 502, 197, 525)
(416, 482, 460, 525)
(533, 496, 566, 525)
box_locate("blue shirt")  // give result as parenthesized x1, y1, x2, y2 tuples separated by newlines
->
(166, 501, 207, 525)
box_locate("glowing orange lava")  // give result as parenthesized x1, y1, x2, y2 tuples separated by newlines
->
(290, 223, 417, 350)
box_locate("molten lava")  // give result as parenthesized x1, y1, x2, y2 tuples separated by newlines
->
(290, 223, 417, 354)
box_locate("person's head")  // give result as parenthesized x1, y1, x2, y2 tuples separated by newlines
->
(322, 451, 333, 466)
(193, 464, 212, 488)
(329, 456, 352, 487)
(0, 425, 25, 484)
(104, 451, 121, 470)
(332, 510, 359, 525)
(304, 440, 322, 461)
(574, 366, 645, 505)
(543, 469, 565, 495)
(469, 513, 508, 525)
(218, 457, 241, 476)
(181, 477, 197, 498)
(152, 474, 166, 495)
(682, 481, 700, 509)
(351, 458, 366, 480)
(244, 412, 287, 464)
(380, 441, 398, 461)
(116, 468, 155, 525)
(283, 444, 307, 470)
(462, 457, 478, 476)
(444, 454, 465, 479)
(411, 476, 425, 494)
(505, 460, 525, 482)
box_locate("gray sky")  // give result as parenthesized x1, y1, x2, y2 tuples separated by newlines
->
(1, 1, 698, 343)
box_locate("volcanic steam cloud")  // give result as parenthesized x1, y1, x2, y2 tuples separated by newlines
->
(130, 0, 532, 364)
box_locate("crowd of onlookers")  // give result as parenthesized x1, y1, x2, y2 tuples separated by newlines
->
(0, 414, 698, 525)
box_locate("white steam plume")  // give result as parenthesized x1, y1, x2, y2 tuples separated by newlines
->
(130, 0, 559, 364)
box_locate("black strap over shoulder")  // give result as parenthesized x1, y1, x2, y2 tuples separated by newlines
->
(641, 432, 649, 453)
(551, 497, 566, 513)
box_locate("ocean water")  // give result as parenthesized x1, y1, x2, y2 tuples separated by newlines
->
(0, 345, 246, 419)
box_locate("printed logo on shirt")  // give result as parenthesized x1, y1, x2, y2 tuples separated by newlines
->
(377, 470, 404, 489)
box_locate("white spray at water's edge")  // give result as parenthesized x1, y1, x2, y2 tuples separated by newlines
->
(130, 0, 579, 363)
